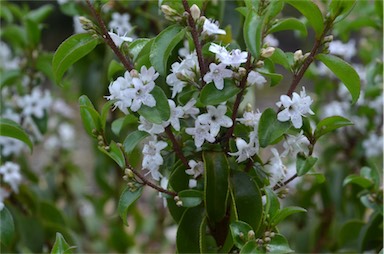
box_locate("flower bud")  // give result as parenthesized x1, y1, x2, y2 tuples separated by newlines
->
(245, 103, 253, 112)
(270, 232, 275, 238)
(176, 200, 183, 207)
(130, 69, 139, 78)
(174, 195, 180, 202)
(264, 231, 270, 237)
(161, 5, 182, 22)
(239, 232, 244, 239)
(238, 67, 246, 77)
(247, 230, 255, 240)
(294, 50, 303, 62)
(324, 35, 333, 43)
(261, 47, 275, 58)
(190, 4, 201, 22)
(264, 236, 271, 243)
(256, 60, 264, 68)
(79, 16, 95, 31)
(303, 52, 310, 60)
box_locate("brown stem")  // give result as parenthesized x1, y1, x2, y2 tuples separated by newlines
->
(165, 126, 189, 168)
(273, 173, 297, 191)
(181, 0, 207, 84)
(85, 0, 134, 72)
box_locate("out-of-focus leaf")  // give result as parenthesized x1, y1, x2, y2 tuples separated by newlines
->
(79, 95, 102, 137)
(343, 175, 373, 189)
(314, 116, 354, 140)
(240, 240, 263, 254)
(107, 60, 125, 81)
(0, 118, 32, 151)
(50, 232, 75, 254)
(269, 18, 307, 36)
(118, 187, 143, 226)
(271, 206, 307, 226)
(329, 0, 356, 23)
(0, 207, 14, 247)
(296, 154, 318, 176)
(25, 4, 53, 23)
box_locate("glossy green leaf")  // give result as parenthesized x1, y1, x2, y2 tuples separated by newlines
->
(25, 18, 40, 47)
(343, 175, 373, 189)
(329, 0, 356, 23)
(360, 167, 380, 188)
(258, 108, 291, 147)
(285, 0, 324, 38)
(99, 141, 125, 168)
(314, 116, 353, 140)
(0, 118, 33, 151)
(176, 207, 205, 253)
(137, 86, 170, 124)
(296, 154, 318, 176)
(316, 54, 361, 103)
(123, 130, 150, 154)
(118, 187, 143, 226)
(268, 234, 294, 253)
(100, 99, 117, 130)
(150, 25, 185, 76)
(52, 33, 100, 85)
(265, 0, 285, 23)
(199, 79, 241, 106)
(199, 216, 218, 253)
(269, 48, 291, 70)
(79, 95, 102, 137)
(269, 18, 307, 36)
(50, 232, 75, 254)
(264, 188, 280, 218)
(231, 171, 263, 231)
(111, 115, 137, 136)
(0, 207, 14, 247)
(129, 38, 150, 62)
(135, 38, 154, 69)
(240, 240, 263, 254)
(230, 221, 253, 249)
(258, 71, 283, 87)
(178, 190, 203, 208)
(203, 151, 230, 222)
(107, 60, 125, 81)
(271, 206, 307, 226)
(243, 10, 264, 59)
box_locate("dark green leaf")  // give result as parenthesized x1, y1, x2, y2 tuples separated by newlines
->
(36, 53, 54, 82)
(129, 38, 150, 62)
(358, 212, 383, 252)
(285, 0, 324, 38)
(231, 171, 263, 232)
(39, 201, 66, 225)
(135, 38, 154, 69)
(199, 216, 218, 253)
(269, 18, 307, 36)
(99, 141, 125, 168)
(79, 95, 102, 137)
(329, 0, 356, 23)
(269, 48, 291, 70)
(243, 10, 264, 58)
(123, 130, 150, 154)
(199, 79, 241, 106)
(25, 4, 53, 23)
(258, 108, 291, 147)
(203, 151, 230, 222)
(265, 1, 285, 23)
(25, 18, 40, 47)
(343, 175, 373, 189)
(271, 206, 307, 226)
(314, 115, 353, 140)
(0, 207, 14, 247)
(339, 220, 364, 247)
(118, 187, 143, 226)
(0, 118, 32, 151)
(50, 232, 75, 254)
(264, 187, 280, 218)
(230, 221, 253, 249)
(137, 86, 170, 124)
(176, 207, 205, 253)
(296, 154, 318, 176)
(178, 190, 203, 207)
(268, 234, 294, 253)
(316, 54, 361, 103)
(52, 33, 100, 85)
(240, 240, 263, 254)
(100, 99, 117, 130)
(150, 25, 186, 76)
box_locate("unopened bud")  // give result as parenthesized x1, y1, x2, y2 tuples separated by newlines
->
(261, 47, 275, 58)
(264, 236, 271, 243)
(124, 168, 134, 178)
(97, 135, 103, 141)
(130, 69, 139, 78)
(238, 67, 246, 77)
(161, 5, 181, 22)
(190, 4, 201, 21)
(270, 232, 275, 238)
(98, 141, 104, 147)
(239, 232, 244, 239)
(174, 195, 180, 202)
(247, 230, 255, 240)
(123, 175, 128, 181)
(264, 231, 270, 237)
(294, 50, 303, 62)
(256, 60, 264, 68)
(324, 35, 333, 43)
(176, 200, 183, 207)
(245, 103, 253, 112)
(79, 16, 94, 31)
(303, 52, 310, 60)
(104, 146, 110, 151)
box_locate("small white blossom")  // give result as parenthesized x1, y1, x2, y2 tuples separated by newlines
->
(247, 71, 267, 88)
(186, 120, 215, 148)
(139, 66, 159, 85)
(264, 148, 286, 187)
(197, 105, 233, 137)
(126, 78, 156, 111)
(108, 12, 133, 36)
(18, 87, 52, 118)
(185, 160, 204, 178)
(322, 101, 349, 118)
(264, 34, 279, 47)
(0, 187, 10, 211)
(0, 162, 22, 193)
(0, 137, 26, 157)
(203, 63, 233, 90)
(108, 31, 133, 48)
(329, 40, 356, 61)
(188, 179, 197, 188)
(159, 176, 169, 207)
(0, 41, 19, 70)
(362, 132, 383, 158)
(138, 116, 165, 135)
(276, 87, 314, 128)
(106, 71, 134, 114)
(203, 19, 226, 36)
(166, 99, 184, 131)
(228, 137, 258, 162)
(142, 137, 167, 181)
(182, 99, 200, 119)
(221, 49, 248, 68)
(237, 110, 261, 127)
(281, 131, 310, 157)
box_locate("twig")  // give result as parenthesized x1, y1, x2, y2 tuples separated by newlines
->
(165, 126, 189, 168)
(85, 0, 134, 72)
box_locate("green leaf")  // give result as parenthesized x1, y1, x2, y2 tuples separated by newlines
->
(343, 175, 373, 189)
(285, 0, 324, 38)
(230, 221, 253, 249)
(240, 240, 262, 254)
(0, 70, 20, 89)
(199, 216, 218, 253)
(107, 60, 125, 81)
(329, 0, 356, 23)
(178, 190, 203, 208)
(118, 187, 143, 226)
(36, 53, 54, 82)
(129, 38, 150, 62)
(39, 201, 66, 225)
(79, 95, 102, 137)
(258, 108, 291, 147)
(0, 207, 14, 247)
(258, 71, 283, 87)
(264, 188, 280, 218)
(150, 25, 186, 76)
(265, 0, 285, 23)
(135, 38, 154, 69)
(268, 234, 294, 253)
(243, 10, 264, 58)
(314, 115, 353, 140)
(269, 18, 307, 36)
(25, 18, 40, 47)
(316, 54, 361, 103)
(271, 206, 307, 226)
(52, 33, 100, 85)
(199, 79, 241, 106)
(99, 141, 125, 168)
(231, 171, 263, 232)
(123, 130, 150, 154)
(296, 154, 318, 176)
(100, 100, 117, 131)
(269, 48, 291, 70)
(137, 86, 170, 124)
(358, 212, 383, 252)
(25, 4, 53, 23)
(50, 232, 75, 254)
(339, 220, 364, 247)
(203, 151, 230, 222)
(0, 118, 33, 151)
(176, 207, 205, 253)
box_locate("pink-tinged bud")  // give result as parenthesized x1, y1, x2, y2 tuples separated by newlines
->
(190, 4, 201, 21)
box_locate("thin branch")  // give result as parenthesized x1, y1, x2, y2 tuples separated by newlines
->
(273, 173, 297, 191)
(85, 0, 134, 71)
(165, 126, 189, 168)
(181, 0, 207, 84)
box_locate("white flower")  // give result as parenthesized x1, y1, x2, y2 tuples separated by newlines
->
(52, 99, 74, 118)
(108, 12, 133, 36)
(126, 77, 156, 111)
(2, 109, 21, 124)
(142, 137, 167, 181)
(186, 120, 215, 148)
(203, 19, 226, 36)
(138, 116, 165, 135)
(276, 87, 314, 128)
(281, 131, 310, 157)
(203, 63, 233, 90)
(0, 41, 19, 70)
(166, 100, 184, 131)
(228, 137, 258, 162)
(58, 123, 75, 149)
(182, 99, 200, 119)
(188, 179, 197, 188)
(222, 49, 248, 68)
(106, 71, 133, 114)
(0, 137, 25, 157)
(247, 71, 267, 88)
(264, 148, 286, 187)
(209, 43, 229, 56)
(0, 187, 10, 211)
(185, 160, 204, 178)
(329, 40, 356, 61)
(0, 162, 22, 193)
(18, 87, 52, 118)
(139, 66, 159, 85)
(321, 101, 349, 118)
(264, 34, 279, 47)
(159, 176, 169, 207)
(362, 132, 383, 158)
(108, 31, 133, 48)
(197, 105, 233, 137)
(178, 40, 190, 58)
(237, 110, 261, 127)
